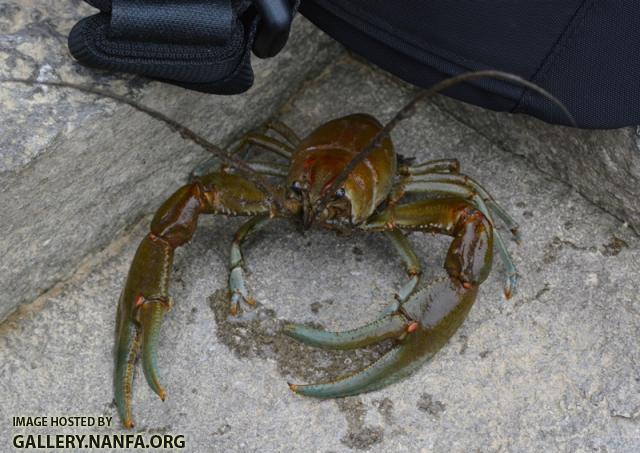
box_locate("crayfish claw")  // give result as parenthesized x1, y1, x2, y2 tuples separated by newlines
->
(138, 298, 171, 401)
(288, 343, 415, 398)
(114, 313, 140, 429)
(288, 279, 480, 400)
(283, 314, 407, 350)
(113, 232, 176, 427)
(114, 294, 171, 428)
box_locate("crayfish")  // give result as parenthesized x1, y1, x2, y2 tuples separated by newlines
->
(114, 112, 523, 428)
(114, 71, 573, 428)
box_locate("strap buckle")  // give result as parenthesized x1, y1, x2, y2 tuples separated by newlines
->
(252, 0, 294, 58)
(253, 0, 293, 58)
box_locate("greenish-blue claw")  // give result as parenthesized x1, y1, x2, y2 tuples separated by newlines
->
(288, 345, 410, 398)
(139, 301, 170, 401)
(114, 316, 138, 428)
(283, 314, 407, 350)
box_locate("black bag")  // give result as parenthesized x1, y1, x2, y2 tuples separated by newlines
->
(70, 0, 640, 129)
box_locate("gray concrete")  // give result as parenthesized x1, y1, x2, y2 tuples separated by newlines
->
(1, 57, 638, 452)
(431, 95, 640, 235)
(0, 0, 343, 321)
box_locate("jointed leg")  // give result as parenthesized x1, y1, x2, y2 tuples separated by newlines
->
(191, 129, 294, 179)
(405, 173, 520, 242)
(397, 156, 520, 241)
(245, 161, 288, 177)
(228, 215, 270, 315)
(266, 120, 301, 147)
(382, 229, 422, 315)
(228, 132, 294, 159)
(400, 158, 460, 176)
(400, 179, 517, 298)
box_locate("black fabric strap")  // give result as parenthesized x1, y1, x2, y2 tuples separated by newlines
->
(69, 0, 295, 94)
(109, 0, 233, 44)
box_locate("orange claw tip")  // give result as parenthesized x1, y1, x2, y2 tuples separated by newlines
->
(503, 285, 513, 300)
(504, 275, 517, 300)
(462, 281, 473, 289)
(405, 321, 418, 333)
(288, 383, 299, 393)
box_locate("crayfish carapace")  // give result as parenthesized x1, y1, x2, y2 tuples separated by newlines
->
(114, 112, 521, 427)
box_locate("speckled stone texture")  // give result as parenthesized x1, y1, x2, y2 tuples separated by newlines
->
(1, 57, 638, 452)
(0, 0, 343, 321)
(430, 95, 640, 235)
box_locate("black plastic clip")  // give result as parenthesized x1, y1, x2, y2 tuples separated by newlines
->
(252, 0, 294, 58)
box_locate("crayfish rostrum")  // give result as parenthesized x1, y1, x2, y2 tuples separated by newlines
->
(115, 113, 520, 428)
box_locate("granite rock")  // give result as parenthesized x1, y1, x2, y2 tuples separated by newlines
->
(1, 57, 638, 452)
(431, 94, 640, 234)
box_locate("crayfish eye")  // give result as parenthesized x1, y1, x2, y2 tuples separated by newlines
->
(335, 187, 346, 198)
(290, 180, 303, 194)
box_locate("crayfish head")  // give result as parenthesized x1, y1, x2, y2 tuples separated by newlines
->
(286, 177, 352, 230)
(287, 149, 356, 229)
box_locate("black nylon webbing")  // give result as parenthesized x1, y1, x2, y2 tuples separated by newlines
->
(69, 1, 259, 94)
(109, 0, 233, 44)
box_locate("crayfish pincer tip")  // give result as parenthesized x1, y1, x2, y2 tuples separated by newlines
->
(287, 382, 299, 393)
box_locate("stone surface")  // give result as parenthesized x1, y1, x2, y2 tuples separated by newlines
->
(0, 0, 343, 321)
(1, 57, 638, 452)
(430, 94, 640, 235)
